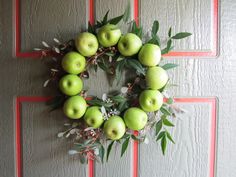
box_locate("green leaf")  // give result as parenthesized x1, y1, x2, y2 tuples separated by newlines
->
(148, 34, 161, 46)
(111, 95, 127, 103)
(166, 131, 175, 144)
(161, 134, 167, 155)
(116, 55, 125, 61)
(160, 107, 172, 116)
(155, 120, 163, 136)
(99, 144, 105, 163)
(161, 63, 178, 70)
(47, 96, 66, 112)
(131, 21, 143, 38)
(115, 60, 126, 84)
(105, 52, 115, 57)
(108, 15, 124, 25)
(163, 118, 174, 127)
(88, 22, 95, 34)
(121, 137, 130, 157)
(79, 154, 87, 164)
(87, 98, 113, 108)
(123, 2, 131, 22)
(102, 10, 109, 24)
(152, 20, 159, 35)
(156, 131, 165, 141)
(161, 39, 172, 55)
(126, 59, 145, 75)
(97, 61, 108, 72)
(172, 32, 192, 39)
(166, 98, 174, 104)
(106, 141, 115, 162)
(118, 101, 129, 112)
(168, 27, 172, 37)
(131, 134, 140, 141)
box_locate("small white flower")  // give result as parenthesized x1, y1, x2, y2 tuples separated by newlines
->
(94, 148, 99, 155)
(102, 93, 107, 101)
(42, 41, 50, 48)
(53, 38, 60, 44)
(84, 127, 95, 131)
(64, 123, 71, 126)
(109, 109, 120, 116)
(101, 106, 109, 120)
(121, 87, 128, 94)
(144, 137, 149, 144)
(57, 132, 64, 138)
(43, 79, 50, 87)
(68, 150, 78, 155)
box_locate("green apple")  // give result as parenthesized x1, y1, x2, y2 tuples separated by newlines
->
(138, 44, 161, 66)
(118, 33, 142, 56)
(97, 24, 121, 47)
(75, 32, 99, 57)
(104, 116, 126, 140)
(84, 106, 104, 128)
(59, 74, 83, 96)
(61, 51, 86, 74)
(139, 90, 163, 112)
(146, 66, 168, 90)
(63, 95, 87, 119)
(124, 107, 148, 130)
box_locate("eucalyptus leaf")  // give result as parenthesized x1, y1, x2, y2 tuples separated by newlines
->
(161, 134, 167, 155)
(152, 20, 159, 35)
(106, 141, 115, 162)
(102, 10, 110, 24)
(126, 59, 145, 75)
(111, 95, 127, 103)
(108, 15, 124, 25)
(167, 98, 174, 104)
(163, 118, 174, 127)
(99, 144, 105, 163)
(118, 101, 129, 112)
(168, 27, 172, 37)
(161, 63, 178, 70)
(166, 131, 175, 144)
(121, 137, 130, 157)
(87, 98, 113, 108)
(155, 120, 163, 136)
(172, 32, 192, 39)
(160, 107, 172, 116)
(156, 131, 165, 141)
(123, 2, 131, 22)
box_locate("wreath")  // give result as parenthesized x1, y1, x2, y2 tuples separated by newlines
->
(36, 8, 191, 163)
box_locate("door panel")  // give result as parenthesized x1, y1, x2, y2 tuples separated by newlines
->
(139, 101, 215, 177)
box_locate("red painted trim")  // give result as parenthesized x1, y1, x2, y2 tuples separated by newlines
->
(133, 131, 139, 177)
(133, 0, 139, 26)
(89, 0, 95, 25)
(88, 158, 94, 177)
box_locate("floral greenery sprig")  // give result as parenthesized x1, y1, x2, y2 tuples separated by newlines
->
(36, 8, 191, 163)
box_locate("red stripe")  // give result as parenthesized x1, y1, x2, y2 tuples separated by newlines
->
(89, 0, 94, 25)
(133, 131, 139, 177)
(16, 97, 22, 177)
(88, 159, 94, 177)
(133, 0, 139, 26)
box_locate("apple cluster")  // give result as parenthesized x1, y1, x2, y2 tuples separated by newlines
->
(59, 24, 168, 141)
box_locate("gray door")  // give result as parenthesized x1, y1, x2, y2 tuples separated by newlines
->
(0, 0, 236, 177)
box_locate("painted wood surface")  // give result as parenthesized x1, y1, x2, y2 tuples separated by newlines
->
(0, 0, 236, 177)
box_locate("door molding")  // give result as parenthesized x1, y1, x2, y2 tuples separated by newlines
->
(15, 96, 217, 177)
